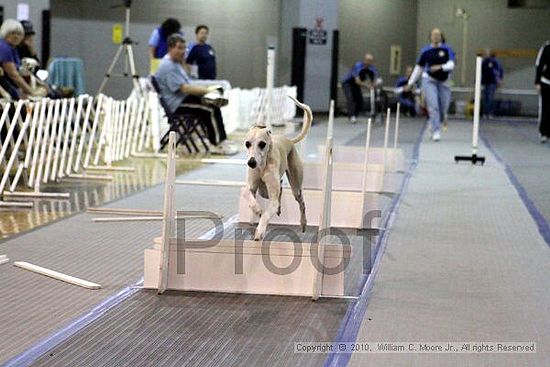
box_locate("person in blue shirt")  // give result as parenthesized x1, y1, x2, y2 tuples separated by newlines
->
(186, 25, 217, 80)
(155, 34, 235, 155)
(406, 28, 455, 141)
(342, 53, 381, 123)
(481, 49, 503, 119)
(148, 18, 182, 60)
(0, 19, 34, 99)
(395, 65, 418, 117)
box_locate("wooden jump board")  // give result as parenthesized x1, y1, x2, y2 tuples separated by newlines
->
(239, 188, 388, 229)
(302, 162, 401, 194)
(317, 146, 406, 172)
(144, 238, 350, 297)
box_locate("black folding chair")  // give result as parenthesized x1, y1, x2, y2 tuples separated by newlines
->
(150, 76, 209, 153)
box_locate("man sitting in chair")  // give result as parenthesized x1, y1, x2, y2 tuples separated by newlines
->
(155, 34, 236, 155)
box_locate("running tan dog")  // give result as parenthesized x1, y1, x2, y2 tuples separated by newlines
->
(243, 96, 313, 241)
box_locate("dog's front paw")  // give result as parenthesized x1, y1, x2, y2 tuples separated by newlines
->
(254, 228, 265, 241)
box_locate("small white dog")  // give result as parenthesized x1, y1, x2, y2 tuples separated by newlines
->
(243, 96, 313, 241)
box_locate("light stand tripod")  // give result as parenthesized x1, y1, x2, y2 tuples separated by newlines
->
(97, 0, 141, 95)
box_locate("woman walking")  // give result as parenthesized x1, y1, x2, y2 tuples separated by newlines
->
(406, 28, 455, 141)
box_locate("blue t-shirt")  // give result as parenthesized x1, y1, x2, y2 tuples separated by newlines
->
(342, 62, 379, 84)
(0, 39, 21, 67)
(149, 28, 184, 59)
(481, 57, 503, 85)
(417, 43, 455, 81)
(155, 57, 191, 114)
(0, 39, 22, 97)
(185, 43, 216, 80)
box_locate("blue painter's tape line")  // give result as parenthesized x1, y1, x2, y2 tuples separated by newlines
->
(323, 124, 426, 367)
(2, 215, 239, 367)
(480, 134, 550, 248)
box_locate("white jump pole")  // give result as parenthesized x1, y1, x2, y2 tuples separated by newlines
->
(115, 101, 126, 161)
(394, 103, 400, 149)
(94, 98, 110, 167)
(382, 108, 390, 170)
(312, 100, 334, 301)
(361, 118, 372, 194)
(14, 261, 101, 290)
(66, 96, 86, 175)
(265, 45, 275, 129)
(472, 57, 481, 154)
(62, 96, 111, 181)
(6, 100, 70, 199)
(0, 102, 10, 132)
(454, 56, 485, 165)
(50, 99, 68, 181)
(370, 88, 375, 116)
(34, 100, 55, 186)
(158, 131, 177, 294)
(58, 98, 75, 178)
(0, 104, 34, 208)
(83, 94, 104, 168)
(137, 97, 149, 152)
(11, 101, 41, 191)
(86, 99, 134, 172)
(74, 96, 94, 172)
(124, 98, 137, 157)
(130, 97, 145, 154)
(0, 102, 22, 172)
(42, 99, 61, 182)
(28, 101, 48, 187)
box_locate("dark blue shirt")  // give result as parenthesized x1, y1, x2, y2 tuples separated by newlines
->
(149, 28, 184, 59)
(417, 43, 455, 81)
(0, 39, 21, 68)
(186, 43, 216, 80)
(0, 39, 22, 98)
(396, 76, 408, 88)
(481, 57, 503, 85)
(342, 62, 379, 84)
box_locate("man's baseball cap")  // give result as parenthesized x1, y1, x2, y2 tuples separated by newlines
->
(20, 20, 35, 36)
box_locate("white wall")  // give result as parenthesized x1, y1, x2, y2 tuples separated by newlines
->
(338, 0, 419, 87)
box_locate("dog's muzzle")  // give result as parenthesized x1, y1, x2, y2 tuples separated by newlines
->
(247, 157, 257, 169)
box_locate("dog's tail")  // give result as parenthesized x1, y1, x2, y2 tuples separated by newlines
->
(288, 95, 313, 144)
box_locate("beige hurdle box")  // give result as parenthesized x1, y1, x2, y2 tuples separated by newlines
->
(144, 237, 350, 297)
(238, 187, 387, 229)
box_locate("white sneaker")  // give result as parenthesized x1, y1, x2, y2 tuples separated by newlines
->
(540, 135, 548, 143)
(432, 131, 441, 141)
(350, 116, 357, 124)
(201, 91, 229, 108)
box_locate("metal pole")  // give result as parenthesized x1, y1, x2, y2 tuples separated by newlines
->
(472, 56, 482, 154)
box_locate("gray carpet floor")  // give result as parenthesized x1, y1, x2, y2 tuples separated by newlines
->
(349, 121, 550, 367)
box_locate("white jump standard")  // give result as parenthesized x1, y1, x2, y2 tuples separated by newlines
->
(455, 56, 486, 165)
